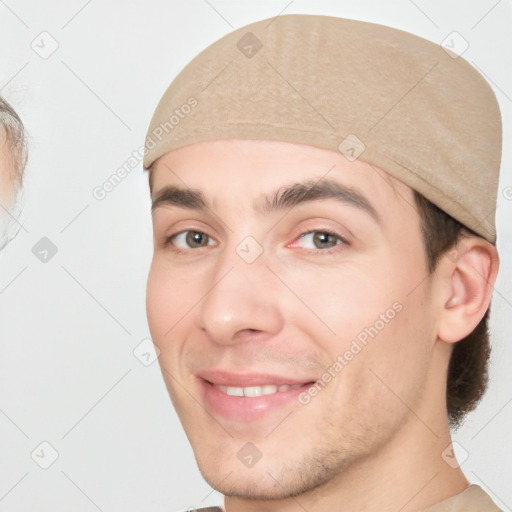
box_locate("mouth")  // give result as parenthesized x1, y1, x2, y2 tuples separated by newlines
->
(197, 370, 316, 422)
(214, 383, 304, 397)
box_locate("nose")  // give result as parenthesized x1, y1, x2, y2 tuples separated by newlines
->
(196, 254, 285, 346)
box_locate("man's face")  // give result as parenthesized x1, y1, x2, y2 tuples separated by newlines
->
(147, 139, 441, 498)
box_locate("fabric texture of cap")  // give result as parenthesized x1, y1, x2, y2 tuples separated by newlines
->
(144, 14, 502, 243)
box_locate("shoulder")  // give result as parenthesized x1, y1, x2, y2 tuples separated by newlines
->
(423, 485, 502, 512)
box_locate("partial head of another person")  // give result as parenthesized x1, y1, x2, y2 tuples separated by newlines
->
(0, 96, 27, 249)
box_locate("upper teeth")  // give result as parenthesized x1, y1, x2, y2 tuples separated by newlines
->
(216, 384, 302, 397)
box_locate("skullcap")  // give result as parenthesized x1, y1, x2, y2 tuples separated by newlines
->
(144, 14, 502, 242)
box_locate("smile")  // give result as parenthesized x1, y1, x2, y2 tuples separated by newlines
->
(198, 372, 316, 422)
(214, 383, 303, 397)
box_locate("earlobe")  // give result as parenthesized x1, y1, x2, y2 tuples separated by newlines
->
(437, 238, 499, 344)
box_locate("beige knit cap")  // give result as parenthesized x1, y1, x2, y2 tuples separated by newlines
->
(144, 14, 502, 242)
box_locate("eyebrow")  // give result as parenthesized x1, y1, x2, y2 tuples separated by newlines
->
(259, 179, 380, 222)
(152, 186, 207, 211)
(151, 179, 380, 223)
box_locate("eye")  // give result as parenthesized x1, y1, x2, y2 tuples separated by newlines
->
(168, 230, 215, 249)
(292, 230, 345, 250)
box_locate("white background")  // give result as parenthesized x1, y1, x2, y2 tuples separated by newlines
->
(0, 1, 511, 511)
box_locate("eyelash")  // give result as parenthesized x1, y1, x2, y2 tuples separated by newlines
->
(162, 230, 211, 254)
(162, 228, 348, 255)
(291, 229, 348, 254)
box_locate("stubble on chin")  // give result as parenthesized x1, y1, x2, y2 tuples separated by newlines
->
(194, 432, 373, 501)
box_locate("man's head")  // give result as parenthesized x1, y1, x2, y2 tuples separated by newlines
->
(0, 96, 27, 247)
(143, 14, 502, 503)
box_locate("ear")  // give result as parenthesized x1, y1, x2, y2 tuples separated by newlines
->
(436, 237, 499, 343)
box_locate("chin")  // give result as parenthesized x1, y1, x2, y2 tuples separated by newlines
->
(192, 439, 355, 501)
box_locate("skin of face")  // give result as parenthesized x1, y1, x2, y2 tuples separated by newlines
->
(0, 134, 15, 207)
(146, 139, 497, 512)
(0, 134, 17, 239)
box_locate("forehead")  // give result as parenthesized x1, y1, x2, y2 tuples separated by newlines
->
(150, 139, 414, 215)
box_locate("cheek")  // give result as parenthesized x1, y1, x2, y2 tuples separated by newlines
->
(283, 261, 398, 347)
(0, 171, 15, 207)
(285, 252, 432, 378)
(336, 282, 434, 412)
(146, 262, 167, 341)
(146, 259, 191, 349)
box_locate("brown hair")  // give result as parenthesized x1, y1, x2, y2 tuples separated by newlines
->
(0, 96, 27, 189)
(414, 191, 491, 428)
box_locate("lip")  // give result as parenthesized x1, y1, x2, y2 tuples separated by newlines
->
(197, 369, 316, 422)
(198, 369, 312, 388)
